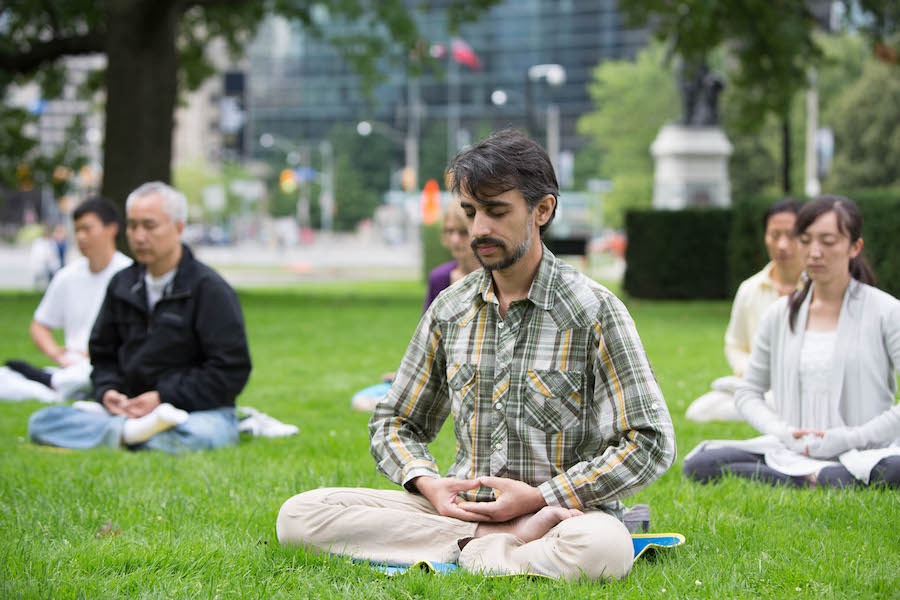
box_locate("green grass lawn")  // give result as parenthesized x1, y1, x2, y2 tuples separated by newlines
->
(1, 281, 897, 599)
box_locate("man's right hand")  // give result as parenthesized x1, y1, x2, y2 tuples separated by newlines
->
(412, 476, 491, 522)
(102, 389, 129, 415)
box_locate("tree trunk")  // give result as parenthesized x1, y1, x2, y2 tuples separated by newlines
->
(781, 115, 792, 195)
(102, 0, 179, 237)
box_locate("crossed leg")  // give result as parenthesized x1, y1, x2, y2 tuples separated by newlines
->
(276, 487, 634, 580)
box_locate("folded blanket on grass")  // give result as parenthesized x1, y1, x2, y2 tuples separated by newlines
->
(357, 533, 685, 576)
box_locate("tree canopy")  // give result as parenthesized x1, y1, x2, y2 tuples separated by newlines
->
(0, 0, 497, 211)
(619, 0, 899, 130)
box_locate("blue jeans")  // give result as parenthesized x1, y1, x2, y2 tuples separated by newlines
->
(27, 405, 239, 454)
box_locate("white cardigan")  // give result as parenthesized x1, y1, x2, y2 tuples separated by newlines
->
(736, 279, 900, 449)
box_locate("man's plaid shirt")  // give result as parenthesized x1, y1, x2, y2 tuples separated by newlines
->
(369, 245, 676, 516)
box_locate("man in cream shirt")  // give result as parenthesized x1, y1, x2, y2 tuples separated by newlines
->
(686, 198, 804, 422)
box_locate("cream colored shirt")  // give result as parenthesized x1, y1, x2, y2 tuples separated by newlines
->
(724, 263, 782, 377)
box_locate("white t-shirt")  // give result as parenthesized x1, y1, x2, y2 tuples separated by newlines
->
(144, 268, 176, 311)
(33, 252, 133, 354)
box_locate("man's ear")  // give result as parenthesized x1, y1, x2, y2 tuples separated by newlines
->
(533, 194, 556, 229)
(176, 221, 186, 235)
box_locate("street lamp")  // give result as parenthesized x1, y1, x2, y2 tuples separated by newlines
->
(527, 64, 566, 177)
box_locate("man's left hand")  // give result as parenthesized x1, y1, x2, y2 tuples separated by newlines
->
(455, 476, 547, 522)
(125, 391, 161, 418)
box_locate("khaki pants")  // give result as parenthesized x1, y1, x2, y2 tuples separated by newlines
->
(276, 487, 634, 580)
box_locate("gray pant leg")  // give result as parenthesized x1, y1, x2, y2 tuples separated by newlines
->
(683, 446, 807, 487)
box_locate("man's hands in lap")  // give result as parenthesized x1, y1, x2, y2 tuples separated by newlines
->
(101, 390, 162, 418)
(124, 391, 161, 418)
(414, 475, 547, 523)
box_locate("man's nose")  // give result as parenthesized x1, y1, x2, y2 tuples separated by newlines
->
(470, 213, 491, 238)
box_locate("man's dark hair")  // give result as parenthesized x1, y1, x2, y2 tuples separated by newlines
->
(762, 197, 802, 230)
(73, 196, 121, 227)
(447, 128, 559, 235)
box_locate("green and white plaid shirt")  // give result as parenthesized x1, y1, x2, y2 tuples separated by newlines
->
(369, 245, 675, 516)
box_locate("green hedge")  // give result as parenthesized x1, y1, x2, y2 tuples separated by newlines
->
(848, 190, 900, 300)
(624, 208, 733, 299)
(625, 189, 900, 300)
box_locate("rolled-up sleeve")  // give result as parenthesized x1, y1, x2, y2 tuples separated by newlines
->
(369, 308, 450, 490)
(539, 295, 676, 509)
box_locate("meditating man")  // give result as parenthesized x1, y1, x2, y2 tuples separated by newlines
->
(685, 198, 804, 422)
(2, 197, 132, 403)
(277, 130, 676, 580)
(28, 182, 252, 452)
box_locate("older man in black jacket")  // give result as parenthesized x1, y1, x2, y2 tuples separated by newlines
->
(28, 182, 252, 452)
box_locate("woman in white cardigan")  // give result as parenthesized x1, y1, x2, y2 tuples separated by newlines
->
(684, 195, 900, 488)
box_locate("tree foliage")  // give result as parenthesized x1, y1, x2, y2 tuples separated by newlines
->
(576, 43, 679, 228)
(826, 59, 900, 189)
(618, 0, 899, 131)
(0, 0, 498, 212)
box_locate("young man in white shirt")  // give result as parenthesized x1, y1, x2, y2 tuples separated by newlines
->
(2, 197, 132, 402)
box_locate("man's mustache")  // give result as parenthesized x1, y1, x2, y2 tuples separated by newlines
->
(471, 236, 505, 251)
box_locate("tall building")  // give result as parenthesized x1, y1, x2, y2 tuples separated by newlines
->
(246, 0, 647, 187)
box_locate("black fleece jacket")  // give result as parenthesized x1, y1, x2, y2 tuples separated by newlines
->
(89, 245, 252, 412)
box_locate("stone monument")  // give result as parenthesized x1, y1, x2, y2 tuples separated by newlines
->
(651, 61, 733, 209)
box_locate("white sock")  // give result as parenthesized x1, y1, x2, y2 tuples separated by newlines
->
(72, 400, 109, 415)
(121, 403, 189, 445)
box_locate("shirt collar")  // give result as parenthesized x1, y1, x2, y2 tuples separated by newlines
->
(471, 243, 557, 311)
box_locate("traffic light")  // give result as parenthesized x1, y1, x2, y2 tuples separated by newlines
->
(279, 168, 298, 194)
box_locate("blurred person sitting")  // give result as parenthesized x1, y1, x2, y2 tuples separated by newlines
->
(423, 198, 481, 311)
(684, 195, 900, 488)
(2, 198, 132, 403)
(685, 198, 804, 422)
(29, 224, 62, 289)
(352, 199, 480, 411)
(28, 182, 252, 453)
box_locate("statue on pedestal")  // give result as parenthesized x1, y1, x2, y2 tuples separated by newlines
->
(677, 60, 724, 127)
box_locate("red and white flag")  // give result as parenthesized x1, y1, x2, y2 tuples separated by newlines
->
(430, 39, 482, 71)
(451, 38, 482, 71)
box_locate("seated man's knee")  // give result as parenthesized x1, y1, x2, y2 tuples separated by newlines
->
(276, 488, 337, 547)
(179, 409, 238, 449)
(554, 512, 634, 580)
(27, 405, 70, 441)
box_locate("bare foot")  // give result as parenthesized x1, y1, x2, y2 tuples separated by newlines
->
(475, 506, 583, 543)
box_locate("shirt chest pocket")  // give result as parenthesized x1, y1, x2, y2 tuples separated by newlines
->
(523, 369, 583, 433)
(447, 363, 478, 421)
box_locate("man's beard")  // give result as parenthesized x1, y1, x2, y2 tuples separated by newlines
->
(470, 216, 533, 271)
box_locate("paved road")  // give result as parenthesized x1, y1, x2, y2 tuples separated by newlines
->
(0, 234, 421, 290)
(0, 234, 623, 290)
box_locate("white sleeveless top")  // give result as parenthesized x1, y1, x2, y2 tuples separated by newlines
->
(798, 329, 838, 430)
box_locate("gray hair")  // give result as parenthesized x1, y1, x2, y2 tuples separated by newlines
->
(126, 181, 188, 224)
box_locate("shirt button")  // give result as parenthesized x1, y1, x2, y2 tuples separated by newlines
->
(496, 402, 503, 410)
(498, 322, 504, 329)
(494, 442, 502, 450)
(651, 402, 659, 410)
